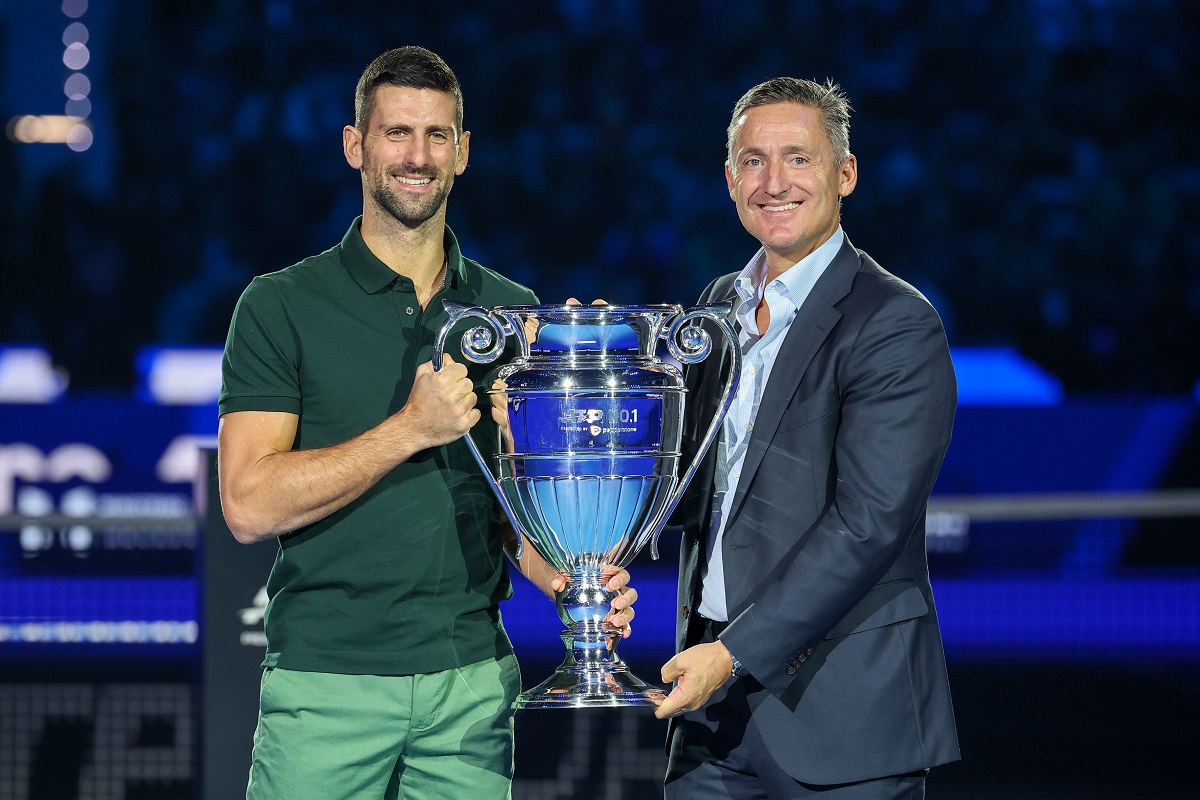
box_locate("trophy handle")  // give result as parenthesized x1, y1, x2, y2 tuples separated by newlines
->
(432, 301, 530, 559)
(646, 302, 742, 560)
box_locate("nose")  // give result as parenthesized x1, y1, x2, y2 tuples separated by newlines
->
(401, 136, 433, 170)
(763, 159, 789, 196)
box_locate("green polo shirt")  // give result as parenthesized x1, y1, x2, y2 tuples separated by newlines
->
(219, 218, 538, 675)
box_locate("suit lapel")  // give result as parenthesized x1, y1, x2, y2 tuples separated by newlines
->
(688, 278, 740, 510)
(674, 277, 741, 611)
(726, 239, 862, 524)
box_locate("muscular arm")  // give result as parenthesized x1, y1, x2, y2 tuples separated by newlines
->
(218, 357, 480, 543)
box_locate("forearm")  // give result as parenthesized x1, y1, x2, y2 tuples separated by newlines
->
(219, 409, 432, 543)
(502, 521, 559, 599)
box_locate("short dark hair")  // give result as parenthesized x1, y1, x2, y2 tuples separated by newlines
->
(354, 46, 464, 136)
(727, 77, 852, 166)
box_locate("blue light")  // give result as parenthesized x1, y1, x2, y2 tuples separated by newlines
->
(951, 346, 1064, 406)
(135, 346, 224, 405)
(0, 346, 68, 403)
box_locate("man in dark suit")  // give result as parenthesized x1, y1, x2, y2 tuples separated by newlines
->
(654, 77, 960, 799)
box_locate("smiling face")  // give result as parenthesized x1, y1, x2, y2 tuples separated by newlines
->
(725, 102, 857, 277)
(343, 84, 469, 230)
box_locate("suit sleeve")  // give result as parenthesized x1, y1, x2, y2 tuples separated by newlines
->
(719, 292, 957, 695)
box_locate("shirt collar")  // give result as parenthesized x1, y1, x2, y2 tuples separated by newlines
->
(339, 216, 469, 294)
(734, 225, 846, 309)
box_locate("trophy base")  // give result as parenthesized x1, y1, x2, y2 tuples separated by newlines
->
(515, 629, 667, 709)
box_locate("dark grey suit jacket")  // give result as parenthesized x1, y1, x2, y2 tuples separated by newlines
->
(670, 236, 961, 785)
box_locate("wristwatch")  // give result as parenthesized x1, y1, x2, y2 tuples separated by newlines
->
(728, 649, 746, 678)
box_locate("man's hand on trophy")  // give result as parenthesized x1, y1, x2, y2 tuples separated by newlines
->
(522, 314, 541, 345)
(548, 567, 638, 640)
(565, 297, 609, 306)
(404, 354, 480, 448)
(652, 641, 736, 719)
(488, 378, 515, 453)
(602, 566, 638, 639)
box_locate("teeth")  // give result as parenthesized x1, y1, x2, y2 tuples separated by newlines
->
(762, 202, 799, 212)
(396, 176, 432, 186)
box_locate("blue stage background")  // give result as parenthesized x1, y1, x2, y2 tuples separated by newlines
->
(3, 1, 1199, 797)
(2, 380, 1199, 798)
(3, 362, 1198, 664)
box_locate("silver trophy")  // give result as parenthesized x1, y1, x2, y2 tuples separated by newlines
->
(434, 303, 740, 708)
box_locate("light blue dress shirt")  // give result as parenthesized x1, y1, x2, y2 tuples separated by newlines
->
(698, 227, 846, 622)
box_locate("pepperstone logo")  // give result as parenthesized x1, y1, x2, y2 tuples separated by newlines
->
(239, 586, 268, 648)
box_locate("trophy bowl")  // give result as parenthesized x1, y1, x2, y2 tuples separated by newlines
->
(434, 303, 739, 708)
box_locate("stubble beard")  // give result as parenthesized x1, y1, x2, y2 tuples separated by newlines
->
(365, 162, 453, 229)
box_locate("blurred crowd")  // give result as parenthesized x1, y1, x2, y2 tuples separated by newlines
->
(2, 0, 1197, 392)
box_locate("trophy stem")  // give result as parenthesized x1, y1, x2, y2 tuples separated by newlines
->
(515, 624, 666, 709)
(515, 568, 666, 709)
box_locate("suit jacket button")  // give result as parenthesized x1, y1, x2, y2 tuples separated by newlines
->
(786, 666, 798, 675)
(798, 654, 807, 663)
(681, 606, 689, 619)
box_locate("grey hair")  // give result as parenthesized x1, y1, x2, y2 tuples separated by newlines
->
(726, 77, 852, 166)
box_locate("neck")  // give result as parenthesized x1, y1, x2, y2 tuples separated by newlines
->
(359, 204, 447, 300)
(763, 223, 840, 282)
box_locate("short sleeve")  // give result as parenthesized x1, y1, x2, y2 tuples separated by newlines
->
(218, 277, 302, 416)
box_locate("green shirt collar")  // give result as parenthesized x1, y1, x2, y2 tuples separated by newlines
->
(339, 215, 469, 294)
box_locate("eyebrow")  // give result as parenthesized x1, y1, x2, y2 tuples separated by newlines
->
(376, 122, 457, 137)
(737, 144, 819, 159)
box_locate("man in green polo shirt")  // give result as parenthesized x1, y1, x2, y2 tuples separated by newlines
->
(217, 46, 636, 799)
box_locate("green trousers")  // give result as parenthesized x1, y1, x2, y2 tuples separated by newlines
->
(245, 654, 521, 800)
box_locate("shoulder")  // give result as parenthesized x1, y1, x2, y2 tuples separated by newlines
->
(249, 245, 342, 295)
(233, 247, 347, 323)
(461, 257, 540, 305)
(229, 248, 345, 341)
(697, 272, 739, 304)
(843, 247, 940, 322)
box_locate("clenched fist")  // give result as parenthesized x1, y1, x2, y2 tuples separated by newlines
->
(401, 354, 481, 449)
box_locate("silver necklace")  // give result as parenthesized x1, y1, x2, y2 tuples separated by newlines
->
(436, 254, 448, 294)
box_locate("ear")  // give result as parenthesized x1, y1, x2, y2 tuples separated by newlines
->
(343, 125, 363, 170)
(725, 161, 736, 201)
(454, 130, 471, 176)
(838, 153, 858, 198)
